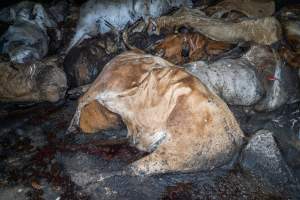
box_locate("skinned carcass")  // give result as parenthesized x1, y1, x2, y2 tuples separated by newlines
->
(0, 58, 67, 103)
(66, 0, 193, 52)
(150, 32, 234, 65)
(68, 51, 244, 175)
(147, 7, 282, 45)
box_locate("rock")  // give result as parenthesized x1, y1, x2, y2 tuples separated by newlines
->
(57, 152, 126, 187)
(69, 51, 244, 175)
(240, 129, 300, 198)
(67, 0, 193, 51)
(0, 59, 67, 103)
(150, 32, 234, 65)
(58, 150, 285, 200)
(64, 35, 119, 87)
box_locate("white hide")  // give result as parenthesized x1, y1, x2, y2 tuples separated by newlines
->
(185, 59, 264, 106)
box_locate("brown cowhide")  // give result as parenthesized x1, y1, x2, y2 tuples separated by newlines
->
(68, 51, 244, 175)
(152, 33, 233, 65)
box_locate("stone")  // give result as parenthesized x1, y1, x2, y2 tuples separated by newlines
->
(240, 129, 300, 199)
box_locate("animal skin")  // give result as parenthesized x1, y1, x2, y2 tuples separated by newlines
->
(67, 0, 192, 52)
(206, 0, 275, 19)
(185, 59, 264, 106)
(0, 59, 67, 103)
(147, 7, 282, 46)
(69, 51, 244, 175)
(185, 45, 297, 111)
(151, 32, 233, 64)
(64, 35, 119, 87)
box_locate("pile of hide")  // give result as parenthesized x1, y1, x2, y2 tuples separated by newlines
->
(0, 0, 300, 178)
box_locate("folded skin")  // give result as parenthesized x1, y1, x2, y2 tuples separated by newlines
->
(151, 32, 233, 65)
(69, 51, 244, 175)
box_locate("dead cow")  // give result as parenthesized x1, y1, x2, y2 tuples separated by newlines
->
(69, 51, 244, 175)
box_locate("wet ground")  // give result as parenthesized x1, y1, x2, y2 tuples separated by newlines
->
(0, 99, 300, 200)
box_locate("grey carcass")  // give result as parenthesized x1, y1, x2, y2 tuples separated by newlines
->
(67, 0, 192, 51)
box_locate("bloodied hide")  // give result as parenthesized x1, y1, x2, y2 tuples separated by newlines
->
(67, 0, 193, 52)
(68, 51, 244, 174)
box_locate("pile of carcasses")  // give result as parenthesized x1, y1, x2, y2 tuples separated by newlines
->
(1, 0, 300, 176)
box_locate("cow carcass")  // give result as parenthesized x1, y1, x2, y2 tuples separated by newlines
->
(68, 51, 244, 175)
